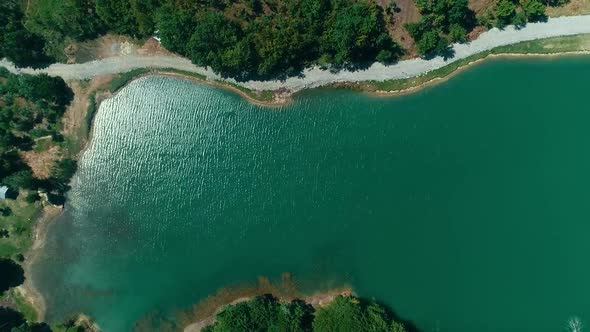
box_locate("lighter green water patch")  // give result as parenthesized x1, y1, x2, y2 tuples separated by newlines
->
(34, 56, 590, 332)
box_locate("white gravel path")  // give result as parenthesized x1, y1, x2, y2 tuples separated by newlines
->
(2, 15, 590, 92)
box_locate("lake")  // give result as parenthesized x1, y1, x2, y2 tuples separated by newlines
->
(33, 56, 590, 332)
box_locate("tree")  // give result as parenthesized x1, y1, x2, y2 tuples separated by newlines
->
(313, 296, 365, 331)
(186, 12, 246, 78)
(0, 206, 12, 216)
(322, 1, 399, 68)
(447, 0, 476, 29)
(16, 75, 73, 110)
(0, 307, 26, 331)
(0, 0, 52, 68)
(95, 0, 143, 36)
(520, 0, 547, 21)
(2, 170, 35, 190)
(205, 295, 313, 332)
(25, 0, 105, 60)
(49, 158, 78, 193)
(495, 0, 517, 27)
(539, 0, 570, 6)
(449, 24, 467, 43)
(416, 30, 441, 56)
(0, 259, 25, 295)
(512, 11, 527, 28)
(156, 6, 196, 54)
(406, 0, 474, 57)
(313, 296, 406, 332)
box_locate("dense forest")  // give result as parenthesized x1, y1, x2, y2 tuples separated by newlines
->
(0, 0, 570, 79)
(405, 0, 563, 57)
(202, 294, 407, 332)
(1, 0, 402, 80)
(0, 67, 76, 206)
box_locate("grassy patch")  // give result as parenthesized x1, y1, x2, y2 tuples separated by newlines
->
(7, 289, 39, 322)
(159, 68, 207, 81)
(33, 137, 53, 153)
(156, 68, 275, 102)
(107, 68, 152, 92)
(0, 197, 42, 259)
(367, 34, 590, 92)
(219, 80, 275, 102)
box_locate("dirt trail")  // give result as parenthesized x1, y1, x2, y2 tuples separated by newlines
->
(1, 16, 590, 94)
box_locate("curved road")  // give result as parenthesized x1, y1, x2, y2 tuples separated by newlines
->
(1, 15, 590, 92)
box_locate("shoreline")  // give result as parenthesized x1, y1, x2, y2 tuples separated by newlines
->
(18, 46, 590, 323)
(183, 288, 354, 332)
(2, 15, 590, 96)
(104, 47, 590, 108)
(21, 204, 62, 321)
(14, 30, 590, 323)
(363, 50, 590, 98)
(127, 71, 290, 107)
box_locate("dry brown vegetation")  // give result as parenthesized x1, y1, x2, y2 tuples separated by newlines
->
(19, 144, 60, 179)
(68, 35, 173, 63)
(378, 0, 498, 57)
(63, 75, 114, 141)
(547, 0, 590, 16)
(379, 0, 422, 57)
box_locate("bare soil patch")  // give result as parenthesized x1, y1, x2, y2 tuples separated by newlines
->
(547, 0, 590, 16)
(63, 75, 114, 151)
(68, 35, 173, 63)
(469, 0, 496, 15)
(20, 145, 60, 179)
(379, 0, 421, 57)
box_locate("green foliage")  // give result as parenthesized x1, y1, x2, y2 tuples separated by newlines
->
(204, 295, 406, 332)
(0, 0, 52, 68)
(513, 10, 528, 28)
(0, 306, 53, 332)
(2, 170, 35, 191)
(494, 0, 548, 28)
(186, 12, 250, 80)
(0, 258, 25, 294)
(205, 295, 314, 332)
(495, 0, 517, 27)
(157, 0, 402, 80)
(520, 0, 547, 21)
(0, 70, 73, 196)
(449, 24, 468, 43)
(25, 0, 104, 60)
(406, 0, 474, 57)
(95, 0, 140, 36)
(321, 1, 400, 69)
(94, 0, 161, 37)
(313, 296, 405, 332)
(2, 0, 450, 78)
(0, 307, 26, 331)
(50, 159, 78, 186)
(539, 0, 569, 5)
(155, 6, 196, 54)
(0, 206, 12, 216)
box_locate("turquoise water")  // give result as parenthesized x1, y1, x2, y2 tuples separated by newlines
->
(34, 57, 590, 331)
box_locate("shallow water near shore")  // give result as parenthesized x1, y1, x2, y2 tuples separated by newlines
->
(33, 56, 590, 332)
